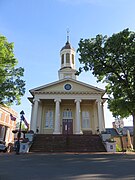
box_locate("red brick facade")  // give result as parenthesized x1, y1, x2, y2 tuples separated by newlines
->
(0, 105, 17, 145)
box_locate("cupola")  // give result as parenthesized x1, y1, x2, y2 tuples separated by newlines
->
(58, 31, 77, 80)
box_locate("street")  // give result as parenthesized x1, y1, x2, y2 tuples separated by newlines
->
(0, 152, 135, 180)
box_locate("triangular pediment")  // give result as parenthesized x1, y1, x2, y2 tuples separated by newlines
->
(30, 78, 105, 95)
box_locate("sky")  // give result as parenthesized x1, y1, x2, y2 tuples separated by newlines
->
(0, 0, 134, 127)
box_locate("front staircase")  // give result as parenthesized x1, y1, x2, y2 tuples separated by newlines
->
(30, 134, 106, 153)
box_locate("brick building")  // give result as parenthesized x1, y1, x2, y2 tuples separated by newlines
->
(0, 105, 17, 145)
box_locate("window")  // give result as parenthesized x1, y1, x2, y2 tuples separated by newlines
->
(82, 111, 90, 129)
(72, 54, 74, 64)
(45, 110, 53, 128)
(61, 54, 64, 64)
(0, 112, 2, 119)
(63, 109, 72, 119)
(64, 74, 71, 79)
(66, 53, 70, 63)
(4, 114, 7, 122)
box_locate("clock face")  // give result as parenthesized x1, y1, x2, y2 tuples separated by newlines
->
(64, 84, 72, 90)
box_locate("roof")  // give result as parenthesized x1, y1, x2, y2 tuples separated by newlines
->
(122, 126, 133, 136)
(106, 126, 133, 136)
(29, 78, 105, 96)
(61, 41, 74, 51)
(106, 128, 119, 136)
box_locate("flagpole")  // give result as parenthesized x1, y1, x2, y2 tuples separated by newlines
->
(16, 110, 25, 155)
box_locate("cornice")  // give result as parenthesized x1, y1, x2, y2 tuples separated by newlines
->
(34, 91, 102, 95)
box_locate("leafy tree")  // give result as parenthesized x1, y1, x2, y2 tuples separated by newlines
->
(0, 34, 25, 105)
(77, 29, 135, 149)
(16, 121, 28, 131)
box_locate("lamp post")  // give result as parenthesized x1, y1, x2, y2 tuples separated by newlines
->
(16, 110, 25, 154)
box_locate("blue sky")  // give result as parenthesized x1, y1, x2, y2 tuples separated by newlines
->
(0, 0, 134, 127)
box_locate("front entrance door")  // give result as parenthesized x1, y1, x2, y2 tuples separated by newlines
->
(62, 108, 73, 134)
(62, 119, 73, 135)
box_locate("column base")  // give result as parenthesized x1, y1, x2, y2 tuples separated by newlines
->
(75, 131, 83, 135)
(53, 132, 61, 134)
(30, 128, 36, 134)
(99, 128, 105, 134)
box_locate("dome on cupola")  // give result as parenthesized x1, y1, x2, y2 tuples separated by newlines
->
(61, 41, 75, 51)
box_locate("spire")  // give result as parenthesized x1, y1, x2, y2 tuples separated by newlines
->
(60, 28, 75, 51)
(67, 28, 70, 43)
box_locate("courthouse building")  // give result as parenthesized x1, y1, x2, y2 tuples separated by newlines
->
(29, 37, 106, 135)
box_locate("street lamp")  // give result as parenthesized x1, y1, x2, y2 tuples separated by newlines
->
(16, 110, 25, 154)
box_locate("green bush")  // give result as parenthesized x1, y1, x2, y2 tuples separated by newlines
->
(116, 144, 122, 152)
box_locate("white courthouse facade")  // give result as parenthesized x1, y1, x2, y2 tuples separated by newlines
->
(29, 38, 106, 135)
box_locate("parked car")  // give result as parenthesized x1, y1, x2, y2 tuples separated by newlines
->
(0, 141, 7, 153)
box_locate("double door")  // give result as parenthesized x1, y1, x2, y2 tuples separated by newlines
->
(62, 119, 73, 135)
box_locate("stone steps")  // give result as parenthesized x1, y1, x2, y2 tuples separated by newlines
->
(30, 134, 106, 153)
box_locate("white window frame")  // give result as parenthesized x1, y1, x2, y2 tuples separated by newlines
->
(63, 109, 72, 119)
(45, 110, 53, 129)
(82, 111, 90, 129)
(4, 114, 7, 123)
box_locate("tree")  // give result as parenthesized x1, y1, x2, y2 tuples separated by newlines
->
(0, 34, 25, 105)
(77, 28, 135, 149)
(16, 122, 28, 131)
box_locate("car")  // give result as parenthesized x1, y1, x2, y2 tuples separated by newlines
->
(0, 141, 7, 153)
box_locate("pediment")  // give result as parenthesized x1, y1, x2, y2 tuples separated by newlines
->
(30, 78, 105, 95)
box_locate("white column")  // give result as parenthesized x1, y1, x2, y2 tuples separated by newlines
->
(101, 102, 105, 132)
(97, 100, 104, 133)
(75, 99, 83, 134)
(30, 104, 34, 130)
(37, 102, 42, 133)
(30, 99, 39, 133)
(64, 54, 66, 67)
(53, 99, 61, 134)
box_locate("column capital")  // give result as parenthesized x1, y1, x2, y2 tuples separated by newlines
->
(54, 98, 61, 103)
(33, 98, 40, 103)
(96, 99, 104, 103)
(75, 99, 82, 103)
(96, 99, 103, 105)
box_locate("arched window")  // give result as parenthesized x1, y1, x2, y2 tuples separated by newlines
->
(61, 54, 64, 64)
(66, 53, 70, 64)
(72, 54, 74, 64)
